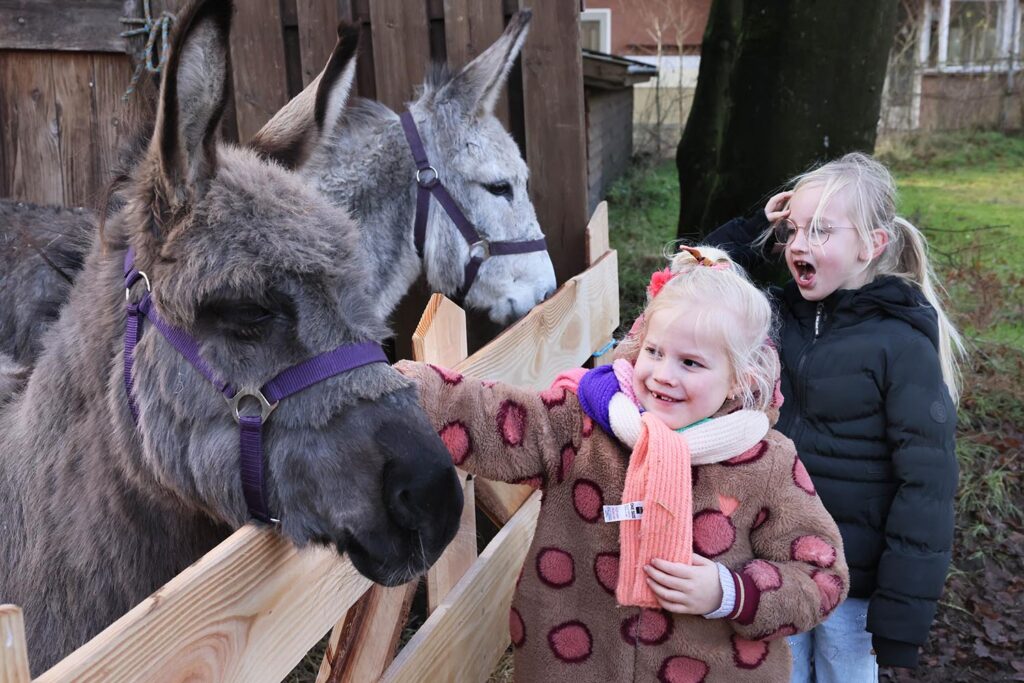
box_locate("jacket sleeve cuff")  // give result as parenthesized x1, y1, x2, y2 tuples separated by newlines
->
(872, 635, 920, 668)
(725, 569, 760, 625)
(703, 562, 736, 619)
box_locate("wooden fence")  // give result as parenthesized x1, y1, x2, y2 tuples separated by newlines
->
(0, 201, 618, 682)
(0, 0, 588, 285)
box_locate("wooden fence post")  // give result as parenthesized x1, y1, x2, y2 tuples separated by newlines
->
(0, 605, 31, 683)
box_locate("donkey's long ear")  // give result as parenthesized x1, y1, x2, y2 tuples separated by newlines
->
(151, 0, 233, 199)
(434, 10, 531, 117)
(249, 23, 360, 169)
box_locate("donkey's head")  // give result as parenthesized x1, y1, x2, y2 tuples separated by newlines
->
(255, 12, 556, 325)
(120, 0, 461, 585)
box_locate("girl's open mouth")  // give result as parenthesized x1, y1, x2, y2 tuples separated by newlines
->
(651, 390, 680, 403)
(793, 260, 816, 287)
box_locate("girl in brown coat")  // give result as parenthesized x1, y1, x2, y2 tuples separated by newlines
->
(397, 246, 848, 682)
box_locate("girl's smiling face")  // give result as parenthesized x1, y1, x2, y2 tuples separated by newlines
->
(784, 184, 879, 301)
(631, 307, 739, 430)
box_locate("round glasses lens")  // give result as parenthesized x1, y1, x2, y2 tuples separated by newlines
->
(774, 220, 795, 245)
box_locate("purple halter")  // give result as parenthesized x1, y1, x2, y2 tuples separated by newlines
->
(123, 249, 387, 523)
(399, 111, 549, 304)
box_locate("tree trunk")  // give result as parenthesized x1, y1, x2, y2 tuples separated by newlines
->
(676, 0, 899, 240)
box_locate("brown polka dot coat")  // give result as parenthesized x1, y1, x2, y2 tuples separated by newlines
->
(397, 361, 849, 683)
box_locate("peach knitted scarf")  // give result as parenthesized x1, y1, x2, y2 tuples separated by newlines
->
(552, 361, 768, 607)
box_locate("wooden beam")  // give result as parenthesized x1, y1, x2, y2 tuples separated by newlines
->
(296, 0, 340, 87)
(35, 526, 372, 683)
(585, 200, 609, 266)
(380, 491, 542, 682)
(412, 294, 468, 368)
(228, 0, 290, 142)
(442, 0, 509, 127)
(426, 474, 477, 612)
(0, 1, 133, 53)
(521, 0, 588, 285)
(0, 606, 30, 683)
(368, 0, 431, 111)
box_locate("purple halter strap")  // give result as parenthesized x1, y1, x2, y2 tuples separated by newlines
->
(123, 249, 387, 523)
(398, 111, 548, 304)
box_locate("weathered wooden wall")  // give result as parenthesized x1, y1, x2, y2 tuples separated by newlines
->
(0, 0, 588, 284)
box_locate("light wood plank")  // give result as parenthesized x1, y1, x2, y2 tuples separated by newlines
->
(380, 491, 542, 683)
(585, 200, 609, 267)
(426, 475, 477, 612)
(228, 0, 290, 141)
(368, 0, 430, 111)
(314, 582, 416, 683)
(35, 526, 372, 683)
(0, 606, 30, 683)
(521, 0, 588, 285)
(412, 294, 468, 368)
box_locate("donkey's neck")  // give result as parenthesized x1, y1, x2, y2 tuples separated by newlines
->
(312, 114, 422, 320)
(0, 241, 228, 671)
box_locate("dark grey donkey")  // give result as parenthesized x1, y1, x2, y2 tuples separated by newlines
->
(0, 0, 462, 673)
(251, 11, 556, 326)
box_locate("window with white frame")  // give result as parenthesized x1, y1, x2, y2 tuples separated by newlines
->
(581, 9, 612, 54)
(924, 0, 1023, 70)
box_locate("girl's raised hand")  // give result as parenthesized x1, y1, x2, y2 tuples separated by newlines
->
(644, 554, 723, 615)
(764, 190, 793, 222)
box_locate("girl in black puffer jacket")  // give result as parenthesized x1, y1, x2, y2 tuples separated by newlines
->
(706, 152, 963, 681)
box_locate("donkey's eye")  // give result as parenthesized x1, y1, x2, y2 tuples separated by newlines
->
(482, 181, 513, 200)
(197, 300, 277, 341)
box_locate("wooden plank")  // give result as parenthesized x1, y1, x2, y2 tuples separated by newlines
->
(455, 249, 619, 389)
(228, 0, 290, 141)
(380, 491, 542, 683)
(89, 53, 134, 200)
(412, 294, 468, 368)
(52, 54, 97, 206)
(521, 0, 588, 285)
(0, 51, 64, 204)
(0, 606, 30, 683)
(314, 582, 416, 683)
(426, 474, 477, 612)
(0, 0, 132, 53)
(368, 0, 431, 110)
(585, 200, 609, 266)
(35, 525, 373, 683)
(442, 0, 509, 127)
(296, 0, 340, 87)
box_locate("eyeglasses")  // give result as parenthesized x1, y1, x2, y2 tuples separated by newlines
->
(772, 219, 856, 247)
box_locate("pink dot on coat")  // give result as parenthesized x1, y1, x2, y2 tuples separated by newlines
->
(497, 400, 527, 446)
(540, 385, 567, 407)
(559, 443, 577, 482)
(658, 656, 709, 683)
(791, 535, 837, 568)
(731, 634, 769, 669)
(621, 609, 673, 646)
(724, 440, 768, 466)
(758, 623, 797, 640)
(438, 421, 471, 465)
(594, 552, 619, 594)
(752, 507, 769, 530)
(512, 474, 543, 489)
(743, 560, 782, 592)
(572, 479, 604, 522)
(793, 456, 816, 495)
(582, 415, 594, 437)
(429, 364, 463, 385)
(537, 547, 575, 588)
(772, 378, 785, 408)
(548, 621, 593, 663)
(509, 608, 525, 647)
(692, 510, 736, 557)
(813, 570, 844, 616)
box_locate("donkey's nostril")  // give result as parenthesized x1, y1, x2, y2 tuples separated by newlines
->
(387, 483, 422, 531)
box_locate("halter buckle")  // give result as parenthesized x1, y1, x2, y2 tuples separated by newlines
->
(227, 389, 279, 423)
(415, 166, 439, 188)
(125, 271, 151, 301)
(469, 239, 490, 261)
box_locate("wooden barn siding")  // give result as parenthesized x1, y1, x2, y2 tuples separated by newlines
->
(585, 86, 633, 215)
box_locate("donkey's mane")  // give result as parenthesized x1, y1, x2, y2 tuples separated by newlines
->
(338, 97, 397, 135)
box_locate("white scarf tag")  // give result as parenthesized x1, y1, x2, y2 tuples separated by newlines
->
(603, 501, 644, 523)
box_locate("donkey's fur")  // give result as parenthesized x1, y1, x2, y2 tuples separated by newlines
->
(0, 2, 461, 673)
(253, 12, 556, 325)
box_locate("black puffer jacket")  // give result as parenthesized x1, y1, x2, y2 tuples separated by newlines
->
(707, 214, 958, 669)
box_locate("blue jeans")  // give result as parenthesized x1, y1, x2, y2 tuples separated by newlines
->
(788, 597, 878, 683)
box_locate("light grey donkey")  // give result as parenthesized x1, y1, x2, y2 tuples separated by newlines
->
(0, 1, 462, 673)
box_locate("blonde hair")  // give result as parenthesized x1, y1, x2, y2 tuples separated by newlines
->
(773, 152, 965, 403)
(618, 246, 777, 412)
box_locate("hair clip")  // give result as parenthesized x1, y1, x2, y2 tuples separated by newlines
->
(647, 267, 674, 299)
(679, 245, 730, 271)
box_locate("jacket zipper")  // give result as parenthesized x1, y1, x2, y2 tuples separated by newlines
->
(783, 303, 825, 439)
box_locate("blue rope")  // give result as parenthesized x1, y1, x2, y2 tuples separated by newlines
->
(120, 0, 176, 100)
(592, 339, 617, 358)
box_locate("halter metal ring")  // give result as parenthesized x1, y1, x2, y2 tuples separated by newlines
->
(415, 166, 439, 188)
(469, 239, 490, 261)
(125, 271, 151, 301)
(227, 389, 279, 423)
